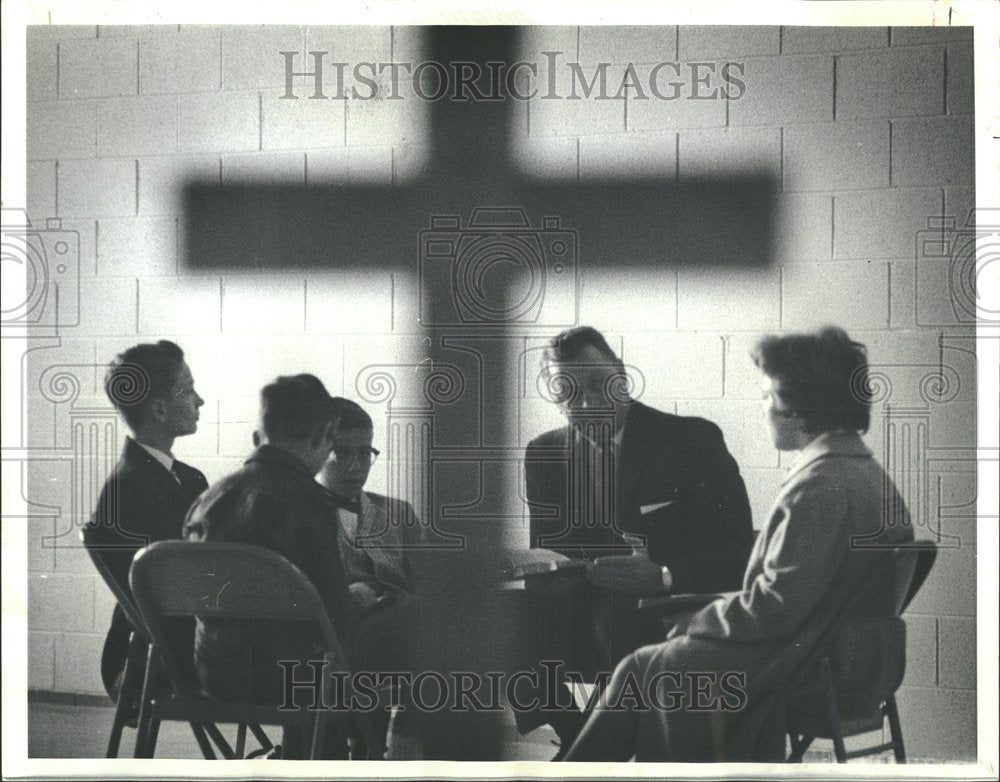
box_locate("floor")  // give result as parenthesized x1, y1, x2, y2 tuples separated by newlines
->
(28, 698, 889, 763)
(28, 699, 558, 761)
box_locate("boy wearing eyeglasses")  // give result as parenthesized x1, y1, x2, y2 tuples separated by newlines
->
(317, 397, 435, 757)
(317, 398, 423, 615)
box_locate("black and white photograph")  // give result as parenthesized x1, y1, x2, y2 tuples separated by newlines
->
(2, 1, 997, 779)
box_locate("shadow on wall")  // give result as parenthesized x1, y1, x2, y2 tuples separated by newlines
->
(181, 26, 778, 274)
(183, 176, 778, 272)
(176, 26, 780, 761)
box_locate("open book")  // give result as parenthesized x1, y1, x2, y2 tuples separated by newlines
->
(504, 548, 590, 579)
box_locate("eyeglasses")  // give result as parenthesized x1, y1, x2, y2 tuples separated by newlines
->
(331, 446, 380, 466)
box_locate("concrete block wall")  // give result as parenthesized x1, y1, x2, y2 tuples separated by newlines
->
(23, 25, 977, 761)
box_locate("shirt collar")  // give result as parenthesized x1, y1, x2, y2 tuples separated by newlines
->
(572, 403, 631, 451)
(782, 430, 871, 485)
(133, 438, 174, 473)
(324, 486, 362, 514)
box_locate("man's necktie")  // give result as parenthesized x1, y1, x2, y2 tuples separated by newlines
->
(170, 460, 197, 495)
(328, 490, 362, 515)
(572, 421, 616, 531)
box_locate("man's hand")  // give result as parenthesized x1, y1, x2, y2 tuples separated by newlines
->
(586, 550, 665, 595)
(349, 581, 383, 612)
(665, 620, 689, 640)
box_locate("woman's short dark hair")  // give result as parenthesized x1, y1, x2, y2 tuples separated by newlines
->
(260, 374, 334, 441)
(104, 340, 185, 430)
(751, 326, 871, 434)
(331, 397, 373, 431)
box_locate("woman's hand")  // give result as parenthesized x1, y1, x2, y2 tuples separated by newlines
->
(586, 550, 665, 595)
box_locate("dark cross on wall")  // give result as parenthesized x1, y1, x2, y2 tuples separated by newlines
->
(186, 28, 774, 273)
(183, 24, 776, 532)
(182, 27, 777, 758)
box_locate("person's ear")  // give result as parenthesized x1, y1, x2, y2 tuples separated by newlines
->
(309, 420, 334, 451)
(148, 398, 167, 424)
(322, 419, 337, 448)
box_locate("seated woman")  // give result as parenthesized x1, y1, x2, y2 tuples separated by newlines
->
(561, 326, 914, 762)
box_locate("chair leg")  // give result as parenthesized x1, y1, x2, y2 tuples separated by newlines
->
(826, 718, 847, 763)
(106, 694, 130, 758)
(202, 722, 235, 759)
(133, 652, 159, 758)
(354, 712, 386, 759)
(787, 733, 813, 762)
(310, 710, 328, 759)
(235, 723, 247, 759)
(146, 716, 161, 759)
(884, 696, 907, 763)
(107, 635, 144, 758)
(311, 651, 335, 760)
(708, 711, 727, 761)
(249, 723, 274, 753)
(815, 658, 848, 763)
(188, 723, 217, 759)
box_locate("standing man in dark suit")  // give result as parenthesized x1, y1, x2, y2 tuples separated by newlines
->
(86, 340, 207, 702)
(512, 326, 754, 753)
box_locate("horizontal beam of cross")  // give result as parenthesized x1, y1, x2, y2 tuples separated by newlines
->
(182, 26, 777, 273)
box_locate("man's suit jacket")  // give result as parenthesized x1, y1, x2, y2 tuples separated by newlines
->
(183, 445, 356, 703)
(524, 401, 754, 593)
(631, 431, 914, 761)
(85, 437, 208, 699)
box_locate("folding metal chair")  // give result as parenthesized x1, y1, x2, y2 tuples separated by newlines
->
(785, 544, 938, 763)
(79, 526, 230, 759)
(129, 540, 385, 760)
(636, 543, 936, 763)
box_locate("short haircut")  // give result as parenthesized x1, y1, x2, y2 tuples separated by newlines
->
(104, 340, 185, 430)
(751, 326, 871, 434)
(259, 374, 334, 441)
(542, 326, 623, 370)
(331, 397, 373, 431)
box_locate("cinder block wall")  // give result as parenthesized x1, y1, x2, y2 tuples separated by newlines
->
(24, 25, 976, 761)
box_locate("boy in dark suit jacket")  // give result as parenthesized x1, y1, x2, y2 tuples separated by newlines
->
(85, 340, 207, 702)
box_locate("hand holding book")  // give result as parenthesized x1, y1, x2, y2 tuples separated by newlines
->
(586, 547, 668, 595)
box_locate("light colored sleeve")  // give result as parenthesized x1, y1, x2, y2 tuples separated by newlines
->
(685, 468, 849, 643)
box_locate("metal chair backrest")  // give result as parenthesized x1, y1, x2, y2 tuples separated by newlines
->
(789, 544, 913, 686)
(890, 547, 920, 616)
(129, 540, 351, 691)
(834, 544, 935, 623)
(80, 525, 150, 643)
(900, 544, 937, 614)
